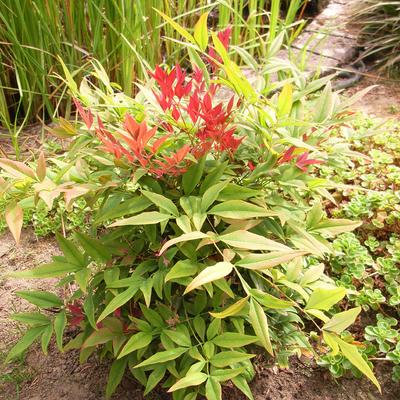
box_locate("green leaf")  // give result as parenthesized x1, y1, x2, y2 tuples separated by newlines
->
(311, 219, 362, 236)
(144, 365, 167, 395)
(55, 232, 85, 266)
(94, 196, 151, 224)
(16, 290, 63, 308)
(250, 289, 292, 309)
(277, 83, 293, 117)
(118, 331, 153, 359)
(159, 231, 209, 255)
(205, 377, 222, 400)
(207, 318, 221, 340)
(97, 285, 140, 322)
(209, 296, 249, 319)
(6, 326, 46, 362)
(83, 292, 96, 329)
(212, 333, 258, 348)
(314, 81, 334, 123)
(249, 299, 273, 355)
(41, 324, 53, 355)
(168, 372, 208, 392)
(11, 312, 50, 326)
(110, 211, 170, 227)
(323, 307, 361, 334)
(201, 181, 230, 212)
(165, 260, 198, 282)
(182, 157, 206, 195)
(193, 13, 209, 51)
(211, 367, 246, 382)
(163, 329, 191, 347)
(83, 328, 116, 348)
(209, 200, 276, 219)
(105, 357, 128, 399)
(305, 287, 346, 311)
(184, 262, 233, 294)
(210, 351, 255, 368)
(325, 333, 381, 391)
(219, 230, 290, 251)
(142, 190, 179, 217)
(232, 375, 254, 400)
(236, 251, 306, 270)
(75, 232, 111, 263)
(54, 310, 67, 351)
(134, 348, 188, 368)
(12, 261, 81, 279)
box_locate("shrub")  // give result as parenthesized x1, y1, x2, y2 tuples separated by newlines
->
(2, 14, 380, 399)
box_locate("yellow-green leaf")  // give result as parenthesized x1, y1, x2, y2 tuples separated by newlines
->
(109, 211, 170, 227)
(323, 307, 361, 334)
(209, 296, 249, 318)
(168, 372, 208, 392)
(219, 230, 290, 251)
(277, 83, 293, 117)
(249, 299, 273, 355)
(184, 262, 233, 294)
(326, 333, 381, 391)
(194, 13, 209, 51)
(159, 231, 209, 255)
(155, 9, 196, 44)
(305, 287, 346, 311)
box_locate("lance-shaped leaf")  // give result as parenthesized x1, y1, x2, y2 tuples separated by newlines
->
(168, 372, 208, 392)
(12, 261, 81, 279)
(142, 190, 179, 217)
(219, 230, 290, 251)
(311, 219, 362, 236)
(118, 331, 153, 359)
(184, 262, 233, 294)
(210, 351, 255, 368)
(16, 290, 63, 308)
(97, 284, 141, 322)
(250, 289, 292, 310)
(323, 307, 361, 334)
(109, 211, 170, 227)
(212, 332, 258, 348)
(209, 296, 249, 319)
(193, 13, 209, 51)
(134, 347, 188, 368)
(236, 250, 307, 270)
(5, 202, 23, 245)
(0, 158, 36, 179)
(209, 200, 276, 219)
(6, 325, 47, 362)
(159, 231, 209, 255)
(323, 331, 381, 391)
(36, 152, 46, 181)
(249, 298, 273, 355)
(305, 287, 346, 311)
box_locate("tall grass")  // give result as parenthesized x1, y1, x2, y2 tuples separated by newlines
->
(353, 0, 400, 76)
(0, 0, 304, 153)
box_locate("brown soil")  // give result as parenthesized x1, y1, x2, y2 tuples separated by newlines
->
(346, 73, 400, 119)
(0, 229, 399, 400)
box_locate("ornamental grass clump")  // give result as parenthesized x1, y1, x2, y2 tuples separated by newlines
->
(2, 13, 380, 400)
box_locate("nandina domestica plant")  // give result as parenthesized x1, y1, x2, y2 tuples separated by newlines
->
(2, 13, 381, 400)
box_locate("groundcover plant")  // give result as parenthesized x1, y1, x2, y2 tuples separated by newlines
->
(1, 14, 380, 400)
